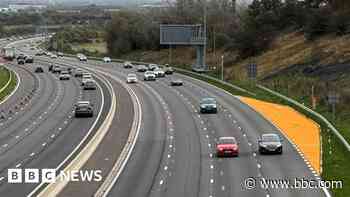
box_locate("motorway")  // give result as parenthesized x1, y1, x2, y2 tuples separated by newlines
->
(0, 39, 116, 196)
(1, 38, 326, 197)
(38, 54, 325, 196)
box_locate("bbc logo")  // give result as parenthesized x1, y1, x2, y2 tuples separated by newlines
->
(8, 168, 102, 183)
(8, 169, 56, 183)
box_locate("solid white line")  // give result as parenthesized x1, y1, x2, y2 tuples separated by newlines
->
(95, 71, 142, 197)
(28, 69, 106, 197)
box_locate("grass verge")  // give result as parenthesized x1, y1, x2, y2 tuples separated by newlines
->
(0, 67, 17, 102)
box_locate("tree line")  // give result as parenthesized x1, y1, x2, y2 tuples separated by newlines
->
(105, 0, 350, 59)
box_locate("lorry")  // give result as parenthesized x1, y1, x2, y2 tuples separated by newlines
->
(2, 47, 16, 61)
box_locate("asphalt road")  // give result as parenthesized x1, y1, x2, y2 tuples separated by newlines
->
(44, 56, 326, 197)
(0, 40, 114, 196)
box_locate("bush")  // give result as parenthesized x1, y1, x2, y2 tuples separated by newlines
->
(304, 9, 332, 40)
(105, 11, 160, 57)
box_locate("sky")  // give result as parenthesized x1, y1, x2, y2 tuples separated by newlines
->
(3, 0, 251, 7)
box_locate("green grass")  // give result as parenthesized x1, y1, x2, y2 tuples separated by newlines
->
(0, 68, 17, 102)
(176, 65, 349, 197)
(0, 67, 10, 88)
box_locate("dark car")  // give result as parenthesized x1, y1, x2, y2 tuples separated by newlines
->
(137, 65, 148, 72)
(35, 67, 44, 73)
(17, 54, 26, 60)
(258, 133, 283, 154)
(17, 58, 25, 65)
(216, 137, 239, 157)
(165, 67, 174, 75)
(170, 79, 183, 86)
(74, 101, 94, 117)
(25, 56, 34, 63)
(200, 98, 218, 113)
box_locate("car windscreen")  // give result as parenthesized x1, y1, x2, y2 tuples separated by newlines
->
(201, 99, 216, 105)
(262, 135, 280, 142)
(218, 138, 236, 144)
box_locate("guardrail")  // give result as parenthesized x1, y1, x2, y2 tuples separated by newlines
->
(257, 85, 350, 152)
(58, 52, 350, 152)
(60, 53, 256, 96)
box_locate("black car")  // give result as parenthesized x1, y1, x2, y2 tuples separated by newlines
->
(74, 101, 94, 117)
(17, 54, 26, 60)
(25, 56, 34, 63)
(258, 133, 283, 154)
(35, 67, 44, 73)
(17, 58, 25, 65)
(137, 65, 148, 72)
(200, 98, 218, 113)
(165, 67, 174, 75)
(170, 79, 183, 86)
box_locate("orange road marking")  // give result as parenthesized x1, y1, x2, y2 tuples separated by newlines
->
(240, 97, 321, 174)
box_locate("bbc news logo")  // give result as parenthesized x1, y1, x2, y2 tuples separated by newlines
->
(8, 169, 102, 183)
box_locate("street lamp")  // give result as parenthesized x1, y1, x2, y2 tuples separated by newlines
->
(203, 0, 207, 70)
(221, 55, 224, 81)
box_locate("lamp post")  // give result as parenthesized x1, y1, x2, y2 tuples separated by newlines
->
(221, 55, 224, 81)
(203, 0, 207, 70)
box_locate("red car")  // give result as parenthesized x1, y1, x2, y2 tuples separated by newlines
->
(216, 137, 239, 157)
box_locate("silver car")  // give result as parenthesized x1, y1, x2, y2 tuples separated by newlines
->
(74, 101, 93, 117)
(83, 79, 97, 90)
(127, 74, 138, 83)
(59, 71, 70, 80)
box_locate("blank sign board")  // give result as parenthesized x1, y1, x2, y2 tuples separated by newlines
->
(160, 24, 205, 45)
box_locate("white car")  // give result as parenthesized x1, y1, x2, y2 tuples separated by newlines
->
(144, 71, 156, 81)
(82, 73, 93, 86)
(59, 71, 70, 80)
(50, 54, 58, 59)
(124, 61, 133, 69)
(148, 64, 159, 71)
(126, 74, 138, 83)
(154, 68, 165, 77)
(77, 53, 87, 61)
(103, 57, 111, 63)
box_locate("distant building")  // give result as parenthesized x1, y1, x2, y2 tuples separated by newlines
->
(103, 8, 120, 13)
(56, 9, 81, 14)
(0, 7, 17, 13)
(9, 3, 47, 11)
